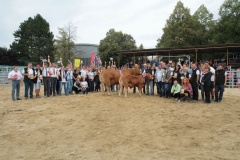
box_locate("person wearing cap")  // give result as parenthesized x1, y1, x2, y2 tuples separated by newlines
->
(8, 66, 23, 101)
(214, 64, 227, 102)
(34, 64, 42, 98)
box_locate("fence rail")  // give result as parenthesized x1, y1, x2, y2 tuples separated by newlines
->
(0, 65, 240, 88)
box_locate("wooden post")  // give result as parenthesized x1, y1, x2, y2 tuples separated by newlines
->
(134, 54, 136, 64)
(118, 54, 120, 68)
(168, 51, 170, 62)
(227, 48, 229, 66)
(195, 49, 198, 63)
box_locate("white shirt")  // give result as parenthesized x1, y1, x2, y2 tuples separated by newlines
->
(81, 81, 88, 88)
(156, 69, 163, 82)
(35, 69, 42, 82)
(210, 67, 215, 81)
(81, 69, 87, 78)
(42, 67, 50, 77)
(88, 72, 94, 80)
(8, 70, 23, 80)
(50, 67, 58, 78)
(22, 68, 33, 75)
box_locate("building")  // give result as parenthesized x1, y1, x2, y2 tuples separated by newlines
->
(73, 43, 99, 66)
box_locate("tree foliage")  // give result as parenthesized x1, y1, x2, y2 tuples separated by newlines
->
(10, 14, 55, 65)
(98, 29, 137, 67)
(55, 22, 77, 65)
(214, 0, 240, 44)
(156, 1, 200, 47)
(193, 4, 216, 45)
(0, 47, 19, 65)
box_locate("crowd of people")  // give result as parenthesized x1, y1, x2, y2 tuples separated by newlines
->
(8, 59, 227, 104)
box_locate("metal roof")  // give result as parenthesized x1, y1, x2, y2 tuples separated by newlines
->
(115, 43, 240, 56)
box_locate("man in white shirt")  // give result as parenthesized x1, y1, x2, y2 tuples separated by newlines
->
(80, 66, 87, 79)
(42, 61, 51, 97)
(22, 62, 35, 99)
(50, 63, 58, 96)
(155, 64, 164, 97)
(34, 64, 42, 98)
(8, 66, 23, 101)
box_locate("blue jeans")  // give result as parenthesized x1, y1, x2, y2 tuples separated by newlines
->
(200, 84, 205, 100)
(67, 79, 73, 94)
(215, 84, 224, 101)
(157, 82, 164, 96)
(24, 80, 34, 98)
(89, 80, 94, 92)
(12, 80, 20, 100)
(59, 82, 68, 95)
(146, 81, 153, 94)
(164, 83, 171, 97)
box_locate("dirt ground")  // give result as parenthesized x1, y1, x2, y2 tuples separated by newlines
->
(0, 85, 240, 160)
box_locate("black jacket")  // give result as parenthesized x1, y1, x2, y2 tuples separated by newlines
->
(202, 72, 212, 86)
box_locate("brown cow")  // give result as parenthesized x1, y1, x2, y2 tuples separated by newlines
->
(119, 73, 152, 97)
(100, 68, 141, 95)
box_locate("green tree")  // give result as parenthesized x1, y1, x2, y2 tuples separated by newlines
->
(193, 4, 216, 45)
(138, 44, 144, 50)
(55, 22, 77, 65)
(214, 0, 240, 44)
(98, 29, 137, 67)
(10, 14, 55, 65)
(0, 47, 19, 65)
(156, 1, 200, 48)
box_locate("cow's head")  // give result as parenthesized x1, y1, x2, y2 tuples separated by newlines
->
(145, 73, 152, 82)
(131, 68, 141, 75)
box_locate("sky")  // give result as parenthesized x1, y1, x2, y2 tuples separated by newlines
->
(0, 0, 225, 49)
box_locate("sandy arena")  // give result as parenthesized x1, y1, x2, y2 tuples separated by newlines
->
(0, 86, 240, 160)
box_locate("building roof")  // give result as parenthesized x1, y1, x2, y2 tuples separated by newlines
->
(115, 43, 240, 56)
(74, 43, 98, 47)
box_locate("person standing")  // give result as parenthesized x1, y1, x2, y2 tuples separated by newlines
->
(155, 64, 164, 97)
(88, 68, 94, 92)
(163, 64, 173, 98)
(201, 66, 212, 104)
(66, 65, 73, 95)
(58, 65, 68, 96)
(151, 64, 157, 95)
(215, 64, 227, 102)
(8, 66, 23, 101)
(50, 63, 58, 96)
(190, 63, 200, 101)
(94, 69, 100, 92)
(22, 62, 35, 99)
(145, 63, 153, 95)
(205, 61, 215, 100)
(42, 61, 51, 97)
(34, 64, 42, 98)
(55, 64, 60, 95)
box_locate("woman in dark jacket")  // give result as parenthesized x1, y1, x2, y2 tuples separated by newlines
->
(173, 65, 181, 85)
(201, 66, 212, 103)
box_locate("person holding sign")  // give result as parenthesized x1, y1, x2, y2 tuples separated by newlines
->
(8, 66, 23, 101)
